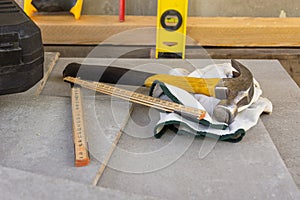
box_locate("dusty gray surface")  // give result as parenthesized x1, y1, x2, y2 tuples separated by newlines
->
(100, 118, 298, 199)
(1, 57, 300, 199)
(242, 60, 300, 188)
(0, 95, 129, 184)
(0, 165, 156, 200)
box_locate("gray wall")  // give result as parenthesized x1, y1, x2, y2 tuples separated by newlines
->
(16, 0, 300, 17)
(83, 0, 300, 17)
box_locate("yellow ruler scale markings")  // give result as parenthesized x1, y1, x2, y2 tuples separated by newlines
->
(71, 86, 90, 167)
(64, 77, 206, 122)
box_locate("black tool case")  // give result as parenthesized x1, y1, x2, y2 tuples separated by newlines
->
(0, 0, 43, 95)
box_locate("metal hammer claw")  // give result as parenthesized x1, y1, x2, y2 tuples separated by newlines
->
(213, 60, 254, 124)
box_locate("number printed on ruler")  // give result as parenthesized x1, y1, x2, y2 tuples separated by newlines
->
(72, 87, 90, 166)
(65, 77, 206, 122)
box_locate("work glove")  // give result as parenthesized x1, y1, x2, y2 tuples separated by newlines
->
(149, 62, 272, 142)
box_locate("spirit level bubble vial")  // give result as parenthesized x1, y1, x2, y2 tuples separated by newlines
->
(156, 0, 188, 59)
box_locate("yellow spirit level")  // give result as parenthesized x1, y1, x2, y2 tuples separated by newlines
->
(156, 0, 188, 58)
(24, 0, 83, 20)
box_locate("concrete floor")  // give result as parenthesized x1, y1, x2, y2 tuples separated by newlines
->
(1, 54, 300, 199)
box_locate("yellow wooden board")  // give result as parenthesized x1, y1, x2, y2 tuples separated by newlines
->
(33, 15, 300, 47)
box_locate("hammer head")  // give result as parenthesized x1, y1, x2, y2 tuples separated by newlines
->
(213, 60, 254, 124)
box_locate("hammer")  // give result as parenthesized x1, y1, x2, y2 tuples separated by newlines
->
(63, 60, 254, 124)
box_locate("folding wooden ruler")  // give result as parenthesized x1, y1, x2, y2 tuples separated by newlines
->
(64, 77, 206, 123)
(71, 86, 90, 167)
(156, 0, 189, 58)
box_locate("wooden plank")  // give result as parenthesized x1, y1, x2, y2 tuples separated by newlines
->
(33, 15, 155, 45)
(92, 105, 133, 186)
(34, 15, 300, 47)
(35, 52, 60, 96)
(188, 17, 300, 47)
